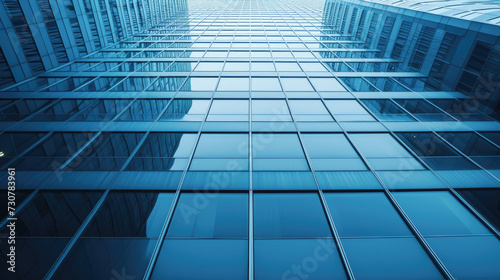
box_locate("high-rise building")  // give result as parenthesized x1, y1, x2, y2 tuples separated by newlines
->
(0, 0, 499, 279)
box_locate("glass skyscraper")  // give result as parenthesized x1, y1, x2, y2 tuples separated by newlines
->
(0, 0, 499, 279)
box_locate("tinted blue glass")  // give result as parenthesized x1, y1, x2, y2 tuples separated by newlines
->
(316, 171, 382, 190)
(0, 191, 102, 237)
(281, 78, 314, 91)
(309, 78, 345, 91)
(135, 133, 197, 158)
(288, 100, 330, 115)
(342, 238, 444, 280)
(251, 78, 282, 91)
(301, 133, 359, 158)
(426, 236, 500, 280)
(252, 134, 305, 158)
(151, 240, 248, 280)
(194, 134, 248, 158)
(361, 99, 415, 121)
(210, 100, 249, 114)
(393, 191, 491, 236)
(255, 239, 347, 280)
(0, 238, 69, 280)
(167, 193, 248, 238)
(83, 192, 174, 238)
(254, 193, 331, 238)
(394, 99, 454, 122)
(182, 171, 250, 190)
(324, 100, 376, 122)
(458, 189, 500, 232)
(325, 192, 412, 237)
(52, 238, 157, 280)
(252, 171, 317, 190)
(217, 78, 250, 91)
(350, 133, 413, 158)
(160, 99, 210, 121)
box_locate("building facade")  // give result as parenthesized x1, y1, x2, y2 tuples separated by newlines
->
(0, 0, 186, 88)
(1, 0, 500, 279)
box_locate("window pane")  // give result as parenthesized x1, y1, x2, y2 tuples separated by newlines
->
(251, 78, 282, 91)
(426, 236, 500, 279)
(324, 100, 376, 122)
(224, 62, 250, 71)
(288, 100, 329, 115)
(217, 78, 250, 91)
(350, 134, 412, 158)
(252, 134, 304, 158)
(194, 134, 248, 158)
(161, 99, 210, 121)
(325, 192, 412, 237)
(280, 78, 314, 91)
(302, 134, 358, 158)
(167, 193, 248, 238)
(135, 133, 196, 158)
(210, 100, 249, 114)
(342, 238, 444, 280)
(397, 132, 478, 170)
(362, 99, 414, 121)
(0, 191, 102, 237)
(458, 188, 500, 232)
(195, 62, 224, 71)
(350, 133, 424, 170)
(393, 191, 491, 236)
(83, 192, 174, 238)
(309, 78, 345, 91)
(181, 78, 218, 91)
(252, 100, 289, 116)
(151, 240, 248, 280)
(254, 193, 331, 238)
(255, 239, 347, 280)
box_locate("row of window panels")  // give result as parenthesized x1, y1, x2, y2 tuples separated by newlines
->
(53, 61, 396, 76)
(0, 98, 496, 124)
(87, 50, 381, 59)
(3, 76, 445, 94)
(150, 23, 329, 28)
(114, 41, 366, 50)
(1, 190, 499, 280)
(2, 131, 500, 173)
(117, 40, 365, 48)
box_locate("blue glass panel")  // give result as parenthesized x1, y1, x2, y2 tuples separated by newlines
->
(0, 191, 102, 237)
(342, 238, 444, 280)
(194, 134, 248, 158)
(182, 171, 250, 190)
(301, 133, 359, 158)
(255, 239, 347, 280)
(325, 192, 412, 237)
(350, 133, 415, 158)
(167, 193, 248, 238)
(0, 238, 69, 280)
(83, 192, 174, 238)
(458, 188, 500, 232)
(393, 191, 491, 236)
(376, 170, 447, 189)
(217, 78, 250, 91)
(251, 78, 282, 91)
(252, 134, 304, 158)
(280, 78, 314, 91)
(254, 193, 331, 238)
(53, 238, 157, 280)
(316, 171, 382, 190)
(252, 171, 317, 190)
(426, 236, 500, 280)
(151, 239, 248, 280)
